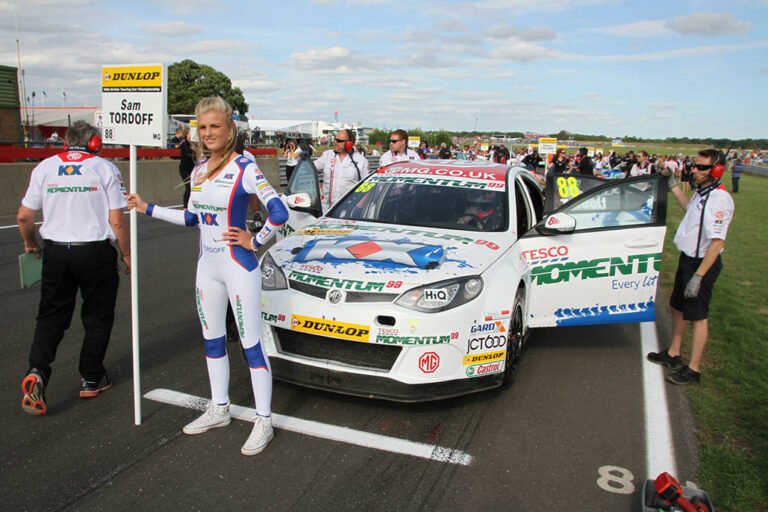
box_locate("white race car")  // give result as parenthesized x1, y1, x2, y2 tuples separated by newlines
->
(259, 159, 668, 401)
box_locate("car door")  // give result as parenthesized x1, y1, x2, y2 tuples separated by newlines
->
(544, 172, 609, 213)
(519, 175, 667, 327)
(277, 156, 323, 239)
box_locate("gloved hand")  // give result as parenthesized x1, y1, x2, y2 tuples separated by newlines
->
(659, 166, 679, 190)
(684, 274, 702, 299)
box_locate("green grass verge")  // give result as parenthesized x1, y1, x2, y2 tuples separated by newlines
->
(661, 174, 768, 511)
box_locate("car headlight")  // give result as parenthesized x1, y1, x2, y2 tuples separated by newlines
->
(395, 276, 483, 313)
(261, 252, 287, 290)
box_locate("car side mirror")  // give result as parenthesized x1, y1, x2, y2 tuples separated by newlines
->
(536, 212, 576, 235)
(286, 192, 322, 218)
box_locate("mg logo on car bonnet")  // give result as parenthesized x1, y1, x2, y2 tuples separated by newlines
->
(294, 237, 445, 269)
(326, 289, 345, 305)
(418, 352, 440, 374)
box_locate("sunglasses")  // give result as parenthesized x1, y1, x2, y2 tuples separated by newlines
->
(693, 164, 714, 171)
(389, 139, 402, 144)
(335, 138, 347, 143)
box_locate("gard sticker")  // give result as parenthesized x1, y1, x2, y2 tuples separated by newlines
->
(466, 360, 505, 377)
(531, 253, 661, 285)
(375, 335, 450, 345)
(290, 314, 370, 342)
(469, 321, 507, 335)
(462, 350, 505, 366)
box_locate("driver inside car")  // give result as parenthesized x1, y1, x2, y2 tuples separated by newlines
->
(456, 190, 503, 230)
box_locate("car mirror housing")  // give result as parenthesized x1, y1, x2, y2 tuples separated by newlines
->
(286, 193, 322, 217)
(536, 212, 576, 235)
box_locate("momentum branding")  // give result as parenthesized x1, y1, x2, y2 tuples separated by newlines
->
(288, 271, 385, 292)
(47, 185, 98, 194)
(376, 335, 450, 345)
(531, 253, 661, 285)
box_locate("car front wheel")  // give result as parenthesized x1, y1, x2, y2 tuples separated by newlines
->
(503, 287, 525, 385)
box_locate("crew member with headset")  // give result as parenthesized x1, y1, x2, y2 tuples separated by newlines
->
(647, 149, 734, 385)
(17, 120, 131, 415)
(314, 128, 369, 212)
(379, 129, 418, 167)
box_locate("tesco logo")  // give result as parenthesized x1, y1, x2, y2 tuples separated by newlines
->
(521, 245, 569, 261)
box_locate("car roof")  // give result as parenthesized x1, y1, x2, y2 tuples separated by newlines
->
(376, 159, 515, 183)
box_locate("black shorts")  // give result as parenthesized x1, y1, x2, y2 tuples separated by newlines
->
(670, 253, 722, 321)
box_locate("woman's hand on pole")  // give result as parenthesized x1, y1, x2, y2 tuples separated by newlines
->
(126, 194, 148, 214)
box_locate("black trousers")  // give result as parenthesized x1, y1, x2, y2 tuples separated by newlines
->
(29, 242, 119, 382)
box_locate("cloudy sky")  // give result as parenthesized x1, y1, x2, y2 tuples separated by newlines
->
(3, 0, 767, 139)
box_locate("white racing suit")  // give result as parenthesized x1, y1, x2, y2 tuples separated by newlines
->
(146, 156, 288, 415)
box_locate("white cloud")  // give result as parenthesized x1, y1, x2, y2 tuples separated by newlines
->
(232, 79, 280, 92)
(470, 0, 616, 13)
(589, 20, 672, 38)
(288, 46, 351, 70)
(485, 25, 556, 41)
(490, 40, 560, 61)
(143, 22, 202, 36)
(179, 39, 246, 54)
(570, 39, 768, 62)
(664, 12, 751, 37)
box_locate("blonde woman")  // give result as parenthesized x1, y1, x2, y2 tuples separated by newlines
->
(127, 97, 288, 455)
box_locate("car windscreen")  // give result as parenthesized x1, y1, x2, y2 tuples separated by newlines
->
(329, 178, 508, 232)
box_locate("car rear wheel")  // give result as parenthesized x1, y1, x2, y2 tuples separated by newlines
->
(503, 287, 525, 385)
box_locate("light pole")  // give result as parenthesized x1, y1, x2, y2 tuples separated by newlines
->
(474, 117, 478, 132)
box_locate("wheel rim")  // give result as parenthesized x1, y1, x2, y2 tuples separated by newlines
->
(506, 301, 524, 379)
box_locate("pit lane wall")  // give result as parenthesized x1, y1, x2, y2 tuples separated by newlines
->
(0, 157, 281, 217)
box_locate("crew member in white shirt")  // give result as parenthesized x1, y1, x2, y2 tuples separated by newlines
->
(18, 121, 131, 415)
(647, 149, 734, 385)
(379, 129, 419, 167)
(314, 129, 369, 212)
(629, 150, 654, 176)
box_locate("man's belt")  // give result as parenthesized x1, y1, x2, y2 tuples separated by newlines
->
(44, 240, 111, 248)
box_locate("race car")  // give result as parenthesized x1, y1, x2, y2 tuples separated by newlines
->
(259, 158, 668, 401)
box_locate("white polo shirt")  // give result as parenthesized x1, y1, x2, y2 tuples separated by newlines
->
(673, 186, 734, 258)
(21, 150, 127, 242)
(314, 149, 369, 212)
(379, 148, 419, 167)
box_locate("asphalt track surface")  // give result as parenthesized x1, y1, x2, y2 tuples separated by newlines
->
(0, 213, 703, 511)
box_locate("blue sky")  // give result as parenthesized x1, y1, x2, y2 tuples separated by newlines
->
(3, 0, 767, 139)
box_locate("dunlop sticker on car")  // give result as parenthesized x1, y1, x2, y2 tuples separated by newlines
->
(462, 350, 505, 366)
(290, 314, 370, 342)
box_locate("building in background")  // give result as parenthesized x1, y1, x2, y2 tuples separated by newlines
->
(0, 65, 23, 144)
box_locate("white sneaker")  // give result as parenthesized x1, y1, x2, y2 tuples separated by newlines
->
(241, 415, 274, 456)
(182, 402, 231, 435)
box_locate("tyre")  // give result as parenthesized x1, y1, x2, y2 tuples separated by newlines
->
(503, 287, 525, 385)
